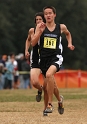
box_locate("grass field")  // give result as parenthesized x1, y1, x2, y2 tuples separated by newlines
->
(0, 88, 87, 124)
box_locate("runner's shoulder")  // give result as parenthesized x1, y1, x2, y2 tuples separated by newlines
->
(29, 28, 34, 34)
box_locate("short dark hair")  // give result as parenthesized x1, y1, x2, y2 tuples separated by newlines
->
(43, 6, 56, 14)
(34, 12, 46, 23)
(9, 52, 15, 57)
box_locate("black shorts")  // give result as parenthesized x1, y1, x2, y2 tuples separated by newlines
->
(30, 58, 40, 69)
(30, 61, 40, 69)
(40, 54, 63, 76)
(30, 44, 40, 69)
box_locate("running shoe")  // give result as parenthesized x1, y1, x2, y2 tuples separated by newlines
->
(36, 90, 42, 102)
(58, 95, 64, 114)
(45, 103, 53, 113)
(43, 110, 48, 116)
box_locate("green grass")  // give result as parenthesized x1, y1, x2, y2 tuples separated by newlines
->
(0, 89, 36, 102)
(0, 88, 87, 102)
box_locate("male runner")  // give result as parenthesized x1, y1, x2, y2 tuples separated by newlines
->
(31, 6, 75, 114)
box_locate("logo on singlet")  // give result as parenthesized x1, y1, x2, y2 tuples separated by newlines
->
(43, 37, 57, 49)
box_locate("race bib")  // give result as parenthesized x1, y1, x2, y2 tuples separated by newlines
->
(43, 37, 57, 49)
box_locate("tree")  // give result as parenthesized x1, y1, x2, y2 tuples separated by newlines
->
(0, 0, 87, 70)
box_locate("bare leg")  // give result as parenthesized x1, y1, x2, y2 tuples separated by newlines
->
(42, 72, 63, 115)
(53, 77, 61, 101)
(46, 76, 54, 104)
(46, 65, 57, 105)
(43, 77, 48, 110)
(30, 68, 42, 91)
(43, 78, 61, 109)
(42, 75, 62, 115)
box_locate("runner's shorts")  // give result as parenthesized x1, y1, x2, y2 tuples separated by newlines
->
(40, 54, 63, 76)
(30, 50, 40, 69)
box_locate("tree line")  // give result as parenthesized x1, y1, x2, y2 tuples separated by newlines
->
(0, 0, 87, 70)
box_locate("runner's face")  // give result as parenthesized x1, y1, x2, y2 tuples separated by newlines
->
(36, 16, 43, 25)
(44, 8, 56, 23)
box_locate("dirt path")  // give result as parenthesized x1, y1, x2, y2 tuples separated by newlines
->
(0, 99, 87, 124)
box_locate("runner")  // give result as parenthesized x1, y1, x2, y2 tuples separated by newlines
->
(31, 6, 75, 114)
(25, 12, 45, 103)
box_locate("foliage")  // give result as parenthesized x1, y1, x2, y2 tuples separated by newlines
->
(0, 0, 87, 70)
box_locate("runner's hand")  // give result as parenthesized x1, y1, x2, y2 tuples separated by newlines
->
(25, 51, 30, 58)
(68, 44, 75, 50)
(37, 22, 46, 33)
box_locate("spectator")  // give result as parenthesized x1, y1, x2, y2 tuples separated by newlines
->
(17, 53, 25, 88)
(0, 63, 5, 89)
(0, 55, 7, 89)
(4, 53, 15, 89)
(21, 58, 32, 89)
(0, 55, 7, 73)
(13, 57, 19, 89)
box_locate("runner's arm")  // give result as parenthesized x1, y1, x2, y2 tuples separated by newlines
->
(25, 29, 32, 57)
(31, 22, 46, 46)
(60, 24, 75, 50)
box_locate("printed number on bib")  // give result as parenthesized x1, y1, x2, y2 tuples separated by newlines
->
(44, 37, 57, 49)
